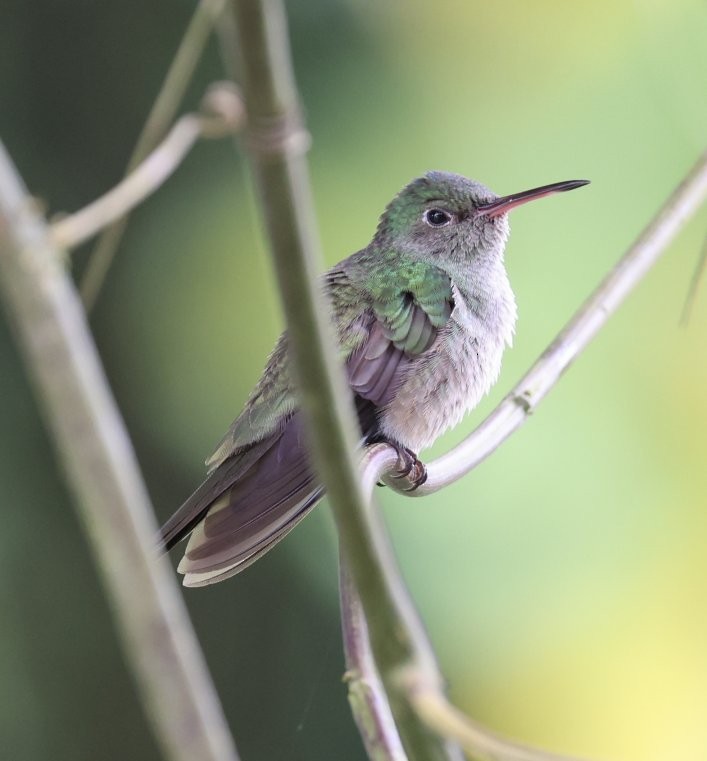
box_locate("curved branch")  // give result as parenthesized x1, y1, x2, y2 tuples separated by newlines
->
(52, 116, 202, 250)
(379, 149, 707, 495)
(51, 86, 243, 251)
(405, 685, 587, 761)
(343, 150, 707, 761)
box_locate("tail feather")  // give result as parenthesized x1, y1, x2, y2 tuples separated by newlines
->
(159, 439, 271, 552)
(159, 412, 323, 586)
(177, 496, 320, 587)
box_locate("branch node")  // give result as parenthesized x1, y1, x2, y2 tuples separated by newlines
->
(199, 81, 245, 138)
(246, 111, 312, 159)
(342, 668, 359, 684)
(510, 390, 534, 415)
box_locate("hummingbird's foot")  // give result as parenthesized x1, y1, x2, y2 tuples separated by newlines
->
(391, 446, 428, 491)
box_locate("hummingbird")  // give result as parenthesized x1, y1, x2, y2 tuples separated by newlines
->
(160, 171, 588, 586)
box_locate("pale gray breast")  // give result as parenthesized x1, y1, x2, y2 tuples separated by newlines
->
(379, 278, 516, 452)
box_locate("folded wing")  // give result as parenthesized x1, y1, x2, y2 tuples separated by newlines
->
(160, 266, 453, 585)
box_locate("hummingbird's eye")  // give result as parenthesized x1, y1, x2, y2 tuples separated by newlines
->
(423, 208, 452, 227)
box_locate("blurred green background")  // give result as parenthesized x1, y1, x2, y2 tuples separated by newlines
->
(1, 1, 706, 759)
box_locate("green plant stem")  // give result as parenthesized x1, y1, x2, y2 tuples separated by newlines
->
(0, 140, 239, 761)
(221, 1, 462, 759)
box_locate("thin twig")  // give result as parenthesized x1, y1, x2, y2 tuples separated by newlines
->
(405, 686, 587, 761)
(220, 1, 462, 759)
(340, 562, 407, 761)
(376, 150, 707, 495)
(0, 141, 240, 761)
(80, 0, 226, 311)
(129, 0, 227, 162)
(53, 116, 201, 250)
(51, 85, 243, 251)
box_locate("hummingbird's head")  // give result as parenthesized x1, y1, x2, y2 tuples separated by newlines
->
(374, 171, 588, 271)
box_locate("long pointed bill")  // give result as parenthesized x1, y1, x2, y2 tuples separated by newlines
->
(476, 179, 590, 218)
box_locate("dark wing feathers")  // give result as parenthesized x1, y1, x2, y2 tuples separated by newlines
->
(160, 266, 453, 585)
(170, 412, 322, 586)
(159, 438, 274, 551)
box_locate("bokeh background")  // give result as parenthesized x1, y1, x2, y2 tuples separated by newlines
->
(1, 1, 706, 759)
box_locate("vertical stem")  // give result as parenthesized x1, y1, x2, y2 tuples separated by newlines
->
(222, 1, 461, 758)
(0, 142, 239, 761)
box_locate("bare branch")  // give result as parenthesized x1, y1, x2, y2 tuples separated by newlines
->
(378, 149, 707, 495)
(0, 141, 239, 761)
(51, 85, 243, 251)
(80, 0, 226, 311)
(52, 116, 201, 250)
